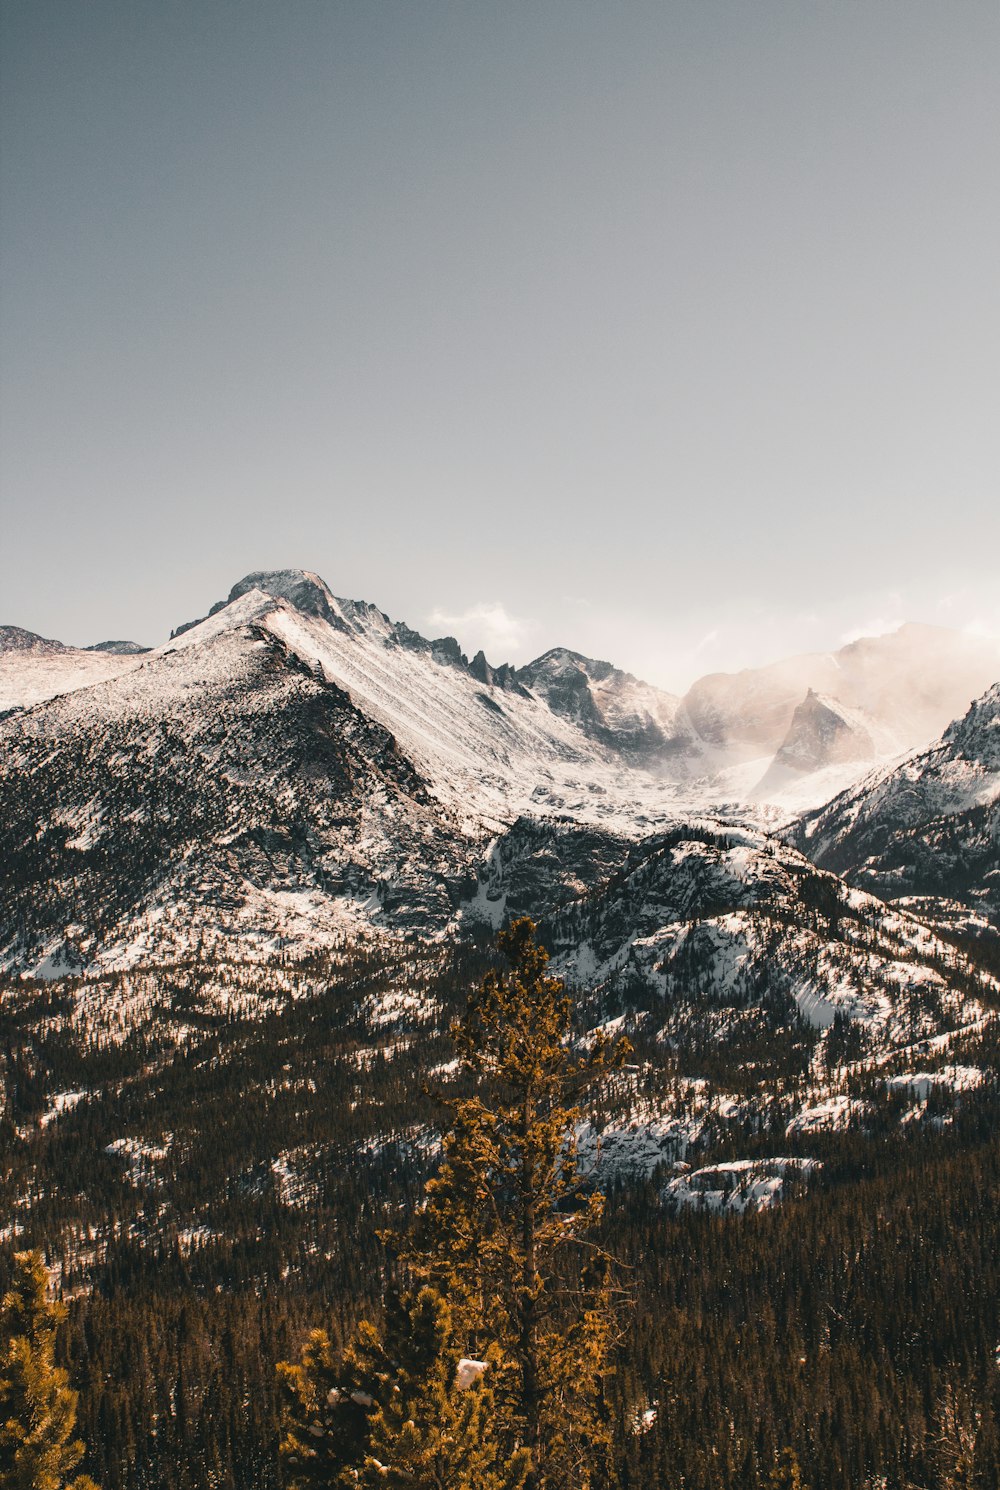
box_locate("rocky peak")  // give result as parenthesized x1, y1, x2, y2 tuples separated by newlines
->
(85, 640, 151, 655)
(226, 569, 340, 624)
(0, 625, 68, 654)
(944, 682, 1000, 768)
(771, 690, 876, 773)
(517, 648, 602, 724)
(430, 635, 466, 668)
(171, 568, 347, 639)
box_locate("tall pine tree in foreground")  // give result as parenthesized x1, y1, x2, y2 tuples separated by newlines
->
(279, 918, 629, 1490)
(406, 916, 629, 1489)
(0, 1250, 98, 1490)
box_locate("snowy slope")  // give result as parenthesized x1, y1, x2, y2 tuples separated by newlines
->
(792, 684, 1000, 928)
(527, 821, 994, 1048)
(457, 814, 999, 1166)
(0, 617, 474, 974)
(164, 579, 731, 830)
(0, 627, 144, 713)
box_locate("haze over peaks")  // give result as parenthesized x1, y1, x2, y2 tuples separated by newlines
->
(2, 569, 999, 824)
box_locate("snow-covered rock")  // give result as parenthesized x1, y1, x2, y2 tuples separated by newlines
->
(663, 1157, 820, 1214)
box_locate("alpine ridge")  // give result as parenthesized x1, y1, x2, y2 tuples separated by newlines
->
(793, 681, 1000, 940)
(3, 569, 999, 978)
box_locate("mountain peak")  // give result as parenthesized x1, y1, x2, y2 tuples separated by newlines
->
(226, 569, 339, 623)
(85, 639, 151, 655)
(773, 690, 876, 771)
(170, 568, 344, 639)
(944, 681, 1000, 768)
(0, 625, 68, 655)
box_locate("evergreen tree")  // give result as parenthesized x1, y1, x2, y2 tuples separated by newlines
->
(403, 917, 629, 1489)
(0, 1250, 98, 1490)
(357, 1286, 529, 1490)
(280, 919, 629, 1490)
(768, 1448, 809, 1489)
(277, 1325, 366, 1490)
(279, 1286, 527, 1490)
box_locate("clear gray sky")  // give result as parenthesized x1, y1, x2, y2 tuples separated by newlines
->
(2, 1, 997, 691)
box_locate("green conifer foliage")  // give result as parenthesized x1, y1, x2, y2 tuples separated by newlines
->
(0, 1250, 98, 1490)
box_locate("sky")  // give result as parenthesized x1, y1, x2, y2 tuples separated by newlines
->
(1, 1, 997, 692)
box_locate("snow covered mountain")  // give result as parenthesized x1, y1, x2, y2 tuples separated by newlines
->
(3, 569, 999, 978)
(792, 683, 1000, 936)
(6, 575, 998, 806)
(468, 815, 994, 1056)
(0, 614, 478, 975)
(514, 648, 693, 765)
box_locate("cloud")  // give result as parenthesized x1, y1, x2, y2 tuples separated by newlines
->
(426, 601, 537, 662)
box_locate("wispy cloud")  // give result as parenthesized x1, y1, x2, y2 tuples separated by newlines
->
(693, 627, 721, 655)
(426, 601, 537, 662)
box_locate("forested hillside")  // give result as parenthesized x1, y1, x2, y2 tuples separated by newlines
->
(2, 933, 999, 1488)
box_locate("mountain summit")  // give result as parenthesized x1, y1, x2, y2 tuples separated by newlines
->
(2, 567, 998, 816)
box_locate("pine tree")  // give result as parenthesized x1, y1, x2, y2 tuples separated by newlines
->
(768, 1447, 809, 1489)
(357, 1286, 530, 1490)
(0, 1250, 98, 1490)
(279, 1286, 528, 1490)
(403, 917, 630, 1490)
(279, 918, 629, 1490)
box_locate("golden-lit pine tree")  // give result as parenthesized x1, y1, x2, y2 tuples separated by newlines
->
(277, 1325, 368, 1489)
(404, 917, 630, 1490)
(0, 1250, 99, 1490)
(768, 1448, 809, 1489)
(279, 918, 629, 1490)
(279, 1286, 528, 1490)
(356, 1286, 530, 1490)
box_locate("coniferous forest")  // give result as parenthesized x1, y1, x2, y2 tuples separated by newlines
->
(1, 928, 999, 1489)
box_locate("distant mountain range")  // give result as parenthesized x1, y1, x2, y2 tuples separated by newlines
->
(4, 568, 998, 794)
(1, 568, 998, 985)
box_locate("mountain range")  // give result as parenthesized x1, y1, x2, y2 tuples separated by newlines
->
(2, 568, 998, 982)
